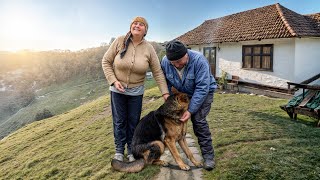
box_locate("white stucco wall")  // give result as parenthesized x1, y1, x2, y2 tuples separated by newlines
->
(294, 38, 320, 83)
(189, 38, 305, 88)
(187, 45, 203, 52)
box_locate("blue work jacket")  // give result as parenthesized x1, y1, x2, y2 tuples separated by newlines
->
(161, 50, 217, 114)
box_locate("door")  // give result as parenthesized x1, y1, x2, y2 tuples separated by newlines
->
(203, 47, 216, 77)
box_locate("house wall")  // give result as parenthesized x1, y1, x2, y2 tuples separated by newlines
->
(187, 45, 203, 52)
(189, 38, 299, 88)
(294, 38, 320, 83)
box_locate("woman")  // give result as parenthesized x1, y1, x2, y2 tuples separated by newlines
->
(102, 16, 169, 162)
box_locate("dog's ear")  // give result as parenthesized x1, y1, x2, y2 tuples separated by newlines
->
(171, 87, 179, 94)
(177, 93, 189, 103)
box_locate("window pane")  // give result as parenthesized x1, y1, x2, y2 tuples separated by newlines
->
(253, 47, 261, 54)
(204, 49, 209, 60)
(262, 56, 271, 69)
(244, 47, 251, 54)
(253, 56, 260, 68)
(244, 56, 252, 68)
(263, 47, 271, 54)
(210, 49, 215, 64)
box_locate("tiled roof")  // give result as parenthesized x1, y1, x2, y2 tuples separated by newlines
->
(177, 3, 320, 45)
(305, 13, 320, 31)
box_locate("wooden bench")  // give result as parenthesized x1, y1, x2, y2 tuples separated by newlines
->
(280, 105, 320, 126)
(280, 82, 320, 127)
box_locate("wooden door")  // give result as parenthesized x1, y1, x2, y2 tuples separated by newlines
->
(203, 47, 216, 77)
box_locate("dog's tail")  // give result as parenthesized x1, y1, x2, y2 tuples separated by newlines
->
(111, 158, 145, 173)
(112, 142, 163, 172)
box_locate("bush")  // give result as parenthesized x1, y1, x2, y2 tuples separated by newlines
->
(218, 70, 228, 89)
(35, 109, 54, 121)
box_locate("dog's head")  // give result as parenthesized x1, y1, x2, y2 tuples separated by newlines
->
(170, 87, 189, 112)
(161, 87, 190, 119)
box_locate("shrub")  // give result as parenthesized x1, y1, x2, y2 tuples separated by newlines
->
(218, 70, 228, 89)
(35, 109, 54, 121)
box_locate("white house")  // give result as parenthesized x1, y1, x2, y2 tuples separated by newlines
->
(176, 3, 320, 91)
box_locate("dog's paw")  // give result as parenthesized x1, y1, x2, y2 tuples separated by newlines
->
(179, 164, 190, 171)
(161, 161, 169, 167)
(153, 160, 169, 167)
(193, 161, 203, 167)
(158, 160, 169, 167)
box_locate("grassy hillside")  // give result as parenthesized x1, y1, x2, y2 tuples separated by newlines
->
(0, 78, 157, 139)
(0, 78, 109, 139)
(0, 89, 319, 179)
(0, 87, 162, 179)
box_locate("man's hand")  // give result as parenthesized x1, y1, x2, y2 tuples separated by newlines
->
(180, 110, 191, 122)
(114, 81, 125, 92)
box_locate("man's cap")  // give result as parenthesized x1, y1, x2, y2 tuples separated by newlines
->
(165, 40, 187, 61)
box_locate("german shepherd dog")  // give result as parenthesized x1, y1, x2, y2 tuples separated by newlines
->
(111, 89, 203, 173)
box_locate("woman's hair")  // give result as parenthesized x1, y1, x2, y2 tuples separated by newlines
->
(120, 31, 132, 58)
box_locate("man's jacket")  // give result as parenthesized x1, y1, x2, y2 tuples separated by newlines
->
(161, 50, 217, 114)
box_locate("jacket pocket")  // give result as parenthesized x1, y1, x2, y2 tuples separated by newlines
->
(185, 74, 195, 90)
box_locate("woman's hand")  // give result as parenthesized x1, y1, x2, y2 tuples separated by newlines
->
(162, 93, 170, 101)
(114, 81, 125, 92)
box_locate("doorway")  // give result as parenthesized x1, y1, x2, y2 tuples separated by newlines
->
(203, 47, 216, 77)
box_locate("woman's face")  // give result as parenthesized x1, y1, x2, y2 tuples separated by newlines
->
(130, 21, 146, 37)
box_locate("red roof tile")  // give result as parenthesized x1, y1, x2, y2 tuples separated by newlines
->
(177, 3, 320, 45)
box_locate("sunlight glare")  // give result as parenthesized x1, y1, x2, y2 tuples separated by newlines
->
(1, 6, 45, 51)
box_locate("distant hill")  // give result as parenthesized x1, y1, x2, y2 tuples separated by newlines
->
(0, 41, 164, 118)
(0, 77, 156, 140)
(0, 78, 109, 139)
(0, 42, 163, 140)
(0, 46, 109, 130)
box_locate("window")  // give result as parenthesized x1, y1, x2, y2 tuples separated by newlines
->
(242, 44, 273, 71)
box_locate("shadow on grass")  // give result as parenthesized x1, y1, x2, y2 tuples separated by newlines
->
(215, 110, 320, 149)
(247, 111, 320, 138)
(249, 111, 317, 126)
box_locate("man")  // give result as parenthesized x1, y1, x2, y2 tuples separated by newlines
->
(161, 40, 217, 171)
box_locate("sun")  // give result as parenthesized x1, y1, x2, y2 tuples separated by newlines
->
(4, 14, 36, 38)
(0, 5, 44, 51)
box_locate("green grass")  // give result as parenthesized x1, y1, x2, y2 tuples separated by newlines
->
(204, 94, 320, 179)
(0, 90, 319, 179)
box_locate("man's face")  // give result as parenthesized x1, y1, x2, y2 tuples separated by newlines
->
(170, 53, 188, 69)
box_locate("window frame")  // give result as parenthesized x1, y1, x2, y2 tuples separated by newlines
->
(242, 44, 273, 71)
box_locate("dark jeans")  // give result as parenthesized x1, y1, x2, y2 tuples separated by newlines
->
(111, 91, 143, 155)
(191, 92, 215, 160)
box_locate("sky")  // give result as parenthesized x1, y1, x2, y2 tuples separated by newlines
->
(0, 0, 319, 51)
